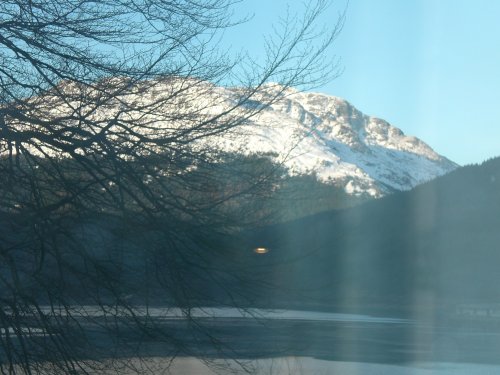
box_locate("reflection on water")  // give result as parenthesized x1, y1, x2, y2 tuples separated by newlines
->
(5, 306, 500, 368)
(16, 357, 500, 375)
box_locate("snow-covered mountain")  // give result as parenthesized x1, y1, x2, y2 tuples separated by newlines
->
(19, 79, 457, 198)
(211, 85, 458, 197)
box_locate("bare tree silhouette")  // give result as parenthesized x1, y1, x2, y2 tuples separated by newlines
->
(0, 0, 343, 373)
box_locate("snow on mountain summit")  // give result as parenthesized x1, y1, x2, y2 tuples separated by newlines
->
(213, 84, 458, 197)
(20, 78, 457, 198)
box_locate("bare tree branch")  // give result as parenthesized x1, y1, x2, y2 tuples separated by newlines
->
(0, 0, 344, 373)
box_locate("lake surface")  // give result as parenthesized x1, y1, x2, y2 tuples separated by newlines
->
(5, 306, 500, 373)
(42, 357, 500, 374)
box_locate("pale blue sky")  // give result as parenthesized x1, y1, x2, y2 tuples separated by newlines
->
(223, 0, 500, 165)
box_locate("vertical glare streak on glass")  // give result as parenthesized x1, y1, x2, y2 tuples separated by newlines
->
(410, 184, 440, 361)
(410, 1, 441, 358)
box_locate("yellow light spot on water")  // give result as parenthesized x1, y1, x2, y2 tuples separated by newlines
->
(254, 247, 269, 254)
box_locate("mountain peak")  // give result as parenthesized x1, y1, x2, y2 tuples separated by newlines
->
(26, 78, 457, 198)
(215, 86, 457, 197)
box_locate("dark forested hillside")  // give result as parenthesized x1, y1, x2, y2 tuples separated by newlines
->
(234, 157, 500, 315)
(3, 155, 498, 319)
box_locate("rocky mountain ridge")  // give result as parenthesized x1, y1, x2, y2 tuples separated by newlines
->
(215, 84, 458, 197)
(16, 78, 457, 198)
